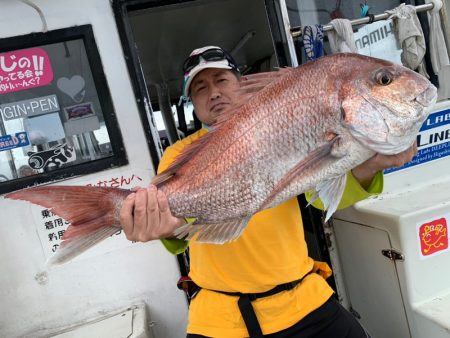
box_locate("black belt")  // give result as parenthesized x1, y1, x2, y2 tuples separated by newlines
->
(206, 270, 313, 338)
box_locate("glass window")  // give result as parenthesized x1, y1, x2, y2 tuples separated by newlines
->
(286, 0, 450, 100)
(0, 26, 126, 194)
(286, 0, 404, 63)
(152, 103, 196, 150)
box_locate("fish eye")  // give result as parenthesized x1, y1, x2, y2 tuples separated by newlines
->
(375, 70, 393, 86)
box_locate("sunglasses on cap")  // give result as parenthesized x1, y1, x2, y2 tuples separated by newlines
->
(182, 48, 239, 74)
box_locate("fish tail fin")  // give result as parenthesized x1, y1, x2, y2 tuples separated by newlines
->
(5, 185, 130, 264)
(47, 225, 121, 265)
(174, 217, 251, 243)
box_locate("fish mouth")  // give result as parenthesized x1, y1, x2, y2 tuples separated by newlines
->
(380, 86, 437, 155)
(415, 84, 438, 107)
(347, 85, 435, 156)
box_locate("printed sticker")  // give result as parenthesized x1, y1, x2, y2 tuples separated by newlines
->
(57, 75, 86, 103)
(27, 143, 76, 170)
(418, 217, 449, 258)
(0, 132, 30, 152)
(64, 102, 95, 120)
(0, 47, 53, 94)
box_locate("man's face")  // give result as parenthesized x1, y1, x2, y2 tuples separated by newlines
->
(189, 68, 240, 126)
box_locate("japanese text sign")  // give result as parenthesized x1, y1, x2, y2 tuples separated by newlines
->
(0, 47, 53, 94)
(33, 172, 145, 262)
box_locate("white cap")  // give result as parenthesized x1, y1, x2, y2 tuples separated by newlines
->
(181, 46, 236, 99)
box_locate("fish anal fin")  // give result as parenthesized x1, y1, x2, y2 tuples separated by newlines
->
(173, 217, 251, 244)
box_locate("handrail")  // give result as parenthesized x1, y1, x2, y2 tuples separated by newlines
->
(290, 3, 434, 38)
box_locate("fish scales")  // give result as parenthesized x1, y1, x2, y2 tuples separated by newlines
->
(159, 54, 436, 227)
(160, 57, 353, 222)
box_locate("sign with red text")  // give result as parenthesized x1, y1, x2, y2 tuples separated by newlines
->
(0, 47, 53, 94)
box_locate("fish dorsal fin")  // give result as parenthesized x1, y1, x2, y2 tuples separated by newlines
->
(237, 68, 294, 94)
(151, 134, 212, 186)
(214, 68, 295, 126)
(152, 68, 295, 186)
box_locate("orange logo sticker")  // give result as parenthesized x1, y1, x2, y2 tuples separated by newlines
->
(419, 218, 448, 257)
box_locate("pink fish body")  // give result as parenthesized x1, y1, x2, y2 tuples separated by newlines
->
(156, 53, 436, 240)
(5, 53, 437, 264)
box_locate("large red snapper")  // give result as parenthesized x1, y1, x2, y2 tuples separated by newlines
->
(4, 53, 437, 264)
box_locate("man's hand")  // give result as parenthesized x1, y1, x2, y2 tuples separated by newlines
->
(352, 142, 418, 189)
(120, 184, 185, 242)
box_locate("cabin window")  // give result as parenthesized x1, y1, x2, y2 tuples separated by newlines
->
(151, 103, 197, 150)
(123, 0, 278, 154)
(286, 0, 415, 62)
(0, 25, 126, 194)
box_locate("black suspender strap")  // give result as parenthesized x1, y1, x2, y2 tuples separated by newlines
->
(177, 269, 316, 337)
(209, 269, 314, 337)
(238, 294, 264, 337)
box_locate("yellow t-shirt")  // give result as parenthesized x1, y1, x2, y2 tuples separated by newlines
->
(159, 128, 383, 337)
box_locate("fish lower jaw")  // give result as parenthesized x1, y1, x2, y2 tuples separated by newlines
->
(350, 126, 417, 156)
(372, 138, 416, 155)
(415, 84, 438, 107)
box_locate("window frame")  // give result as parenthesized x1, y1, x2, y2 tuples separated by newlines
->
(0, 24, 127, 195)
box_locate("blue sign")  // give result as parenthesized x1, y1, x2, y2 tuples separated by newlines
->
(385, 108, 450, 174)
(0, 132, 30, 152)
(419, 108, 450, 132)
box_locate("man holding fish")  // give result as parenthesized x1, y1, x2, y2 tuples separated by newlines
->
(119, 46, 425, 337)
(7, 45, 435, 336)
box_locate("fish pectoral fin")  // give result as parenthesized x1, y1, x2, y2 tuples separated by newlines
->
(259, 140, 337, 210)
(330, 134, 351, 158)
(47, 225, 121, 265)
(173, 217, 251, 244)
(313, 174, 347, 222)
(306, 191, 320, 207)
